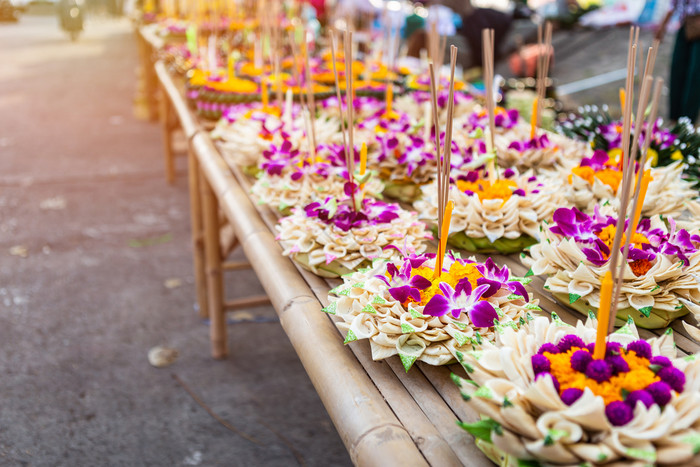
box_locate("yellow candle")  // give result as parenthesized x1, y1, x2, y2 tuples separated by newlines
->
(630, 170, 653, 236)
(530, 97, 538, 140)
(359, 142, 367, 175)
(594, 270, 613, 360)
(433, 200, 454, 279)
(261, 79, 269, 109)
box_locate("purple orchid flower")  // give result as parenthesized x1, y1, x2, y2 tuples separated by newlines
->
(475, 258, 529, 301)
(423, 280, 498, 326)
(396, 135, 434, 176)
(376, 260, 432, 303)
(550, 207, 599, 244)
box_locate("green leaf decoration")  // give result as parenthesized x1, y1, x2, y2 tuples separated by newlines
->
(682, 432, 700, 454)
(401, 323, 416, 334)
(337, 288, 351, 296)
(455, 350, 464, 363)
(399, 353, 418, 372)
(684, 354, 698, 362)
(462, 362, 474, 373)
(639, 306, 653, 317)
(473, 385, 493, 399)
(588, 310, 596, 320)
(502, 396, 513, 408)
(343, 329, 358, 344)
(525, 303, 542, 311)
(372, 295, 388, 305)
(519, 317, 526, 325)
(507, 293, 523, 301)
(322, 302, 337, 315)
(597, 453, 608, 462)
(516, 461, 542, 467)
(451, 320, 468, 330)
(457, 418, 501, 443)
(525, 268, 534, 277)
(651, 285, 661, 292)
(569, 293, 581, 304)
(453, 332, 471, 346)
(408, 305, 426, 319)
(625, 447, 656, 463)
(474, 332, 483, 345)
(278, 201, 291, 211)
(328, 285, 344, 295)
(361, 304, 377, 314)
(544, 285, 550, 290)
(665, 327, 674, 336)
(543, 434, 554, 446)
(450, 373, 462, 387)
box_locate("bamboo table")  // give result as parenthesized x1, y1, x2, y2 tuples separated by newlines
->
(152, 59, 700, 466)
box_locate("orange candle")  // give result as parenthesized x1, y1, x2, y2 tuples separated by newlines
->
(386, 84, 393, 115)
(594, 271, 613, 360)
(433, 201, 454, 279)
(261, 80, 269, 109)
(630, 170, 652, 236)
(530, 97, 538, 140)
(359, 142, 367, 175)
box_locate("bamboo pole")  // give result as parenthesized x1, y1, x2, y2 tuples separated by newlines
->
(188, 146, 210, 319)
(201, 169, 227, 359)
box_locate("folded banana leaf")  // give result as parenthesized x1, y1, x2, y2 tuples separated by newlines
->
(551, 292, 688, 329)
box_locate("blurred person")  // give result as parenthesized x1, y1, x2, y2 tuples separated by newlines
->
(656, 0, 700, 123)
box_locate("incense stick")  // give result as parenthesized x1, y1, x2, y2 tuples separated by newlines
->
(344, 29, 356, 187)
(482, 28, 497, 179)
(329, 30, 349, 159)
(441, 46, 458, 241)
(428, 62, 443, 234)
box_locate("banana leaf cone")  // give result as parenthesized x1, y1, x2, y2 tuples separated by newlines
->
(551, 292, 689, 329)
(382, 180, 424, 203)
(290, 252, 370, 279)
(446, 231, 537, 255)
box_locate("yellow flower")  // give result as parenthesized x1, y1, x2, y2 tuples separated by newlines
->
(671, 149, 684, 161)
(648, 148, 659, 167)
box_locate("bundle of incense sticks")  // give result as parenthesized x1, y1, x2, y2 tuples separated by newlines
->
(429, 46, 458, 253)
(481, 28, 497, 182)
(287, 30, 316, 159)
(427, 21, 446, 83)
(589, 29, 662, 342)
(535, 22, 552, 131)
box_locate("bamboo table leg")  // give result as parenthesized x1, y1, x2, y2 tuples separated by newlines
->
(200, 171, 227, 359)
(139, 33, 158, 122)
(159, 82, 176, 184)
(188, 146, 209, 319)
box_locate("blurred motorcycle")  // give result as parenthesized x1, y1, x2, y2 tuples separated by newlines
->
(58, 0, 84, 41)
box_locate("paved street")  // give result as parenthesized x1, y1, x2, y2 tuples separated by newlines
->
(0, 9, 350, 467)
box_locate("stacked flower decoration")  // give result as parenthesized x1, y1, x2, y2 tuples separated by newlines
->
(564, 150, 697, 218)
(276, 193, 430, 277)
(325, 252, 538, 370)
(251, 142, 384, 213)
(415, 168, 564, 254)
(523, 206, 700, 328)
(453, 315, 700, 466)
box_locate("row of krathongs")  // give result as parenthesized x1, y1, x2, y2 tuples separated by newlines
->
(153, 10, 700, 465)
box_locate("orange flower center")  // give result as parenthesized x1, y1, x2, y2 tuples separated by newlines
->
(545, 349, 660, 405)
(395, 262, 483, 306)
(569, 165, 623, 193)
(456, 179, 519, 202)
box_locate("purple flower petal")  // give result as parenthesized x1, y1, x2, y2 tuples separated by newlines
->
(423, 293, 450, 317)
(468, 301, 498, 328)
